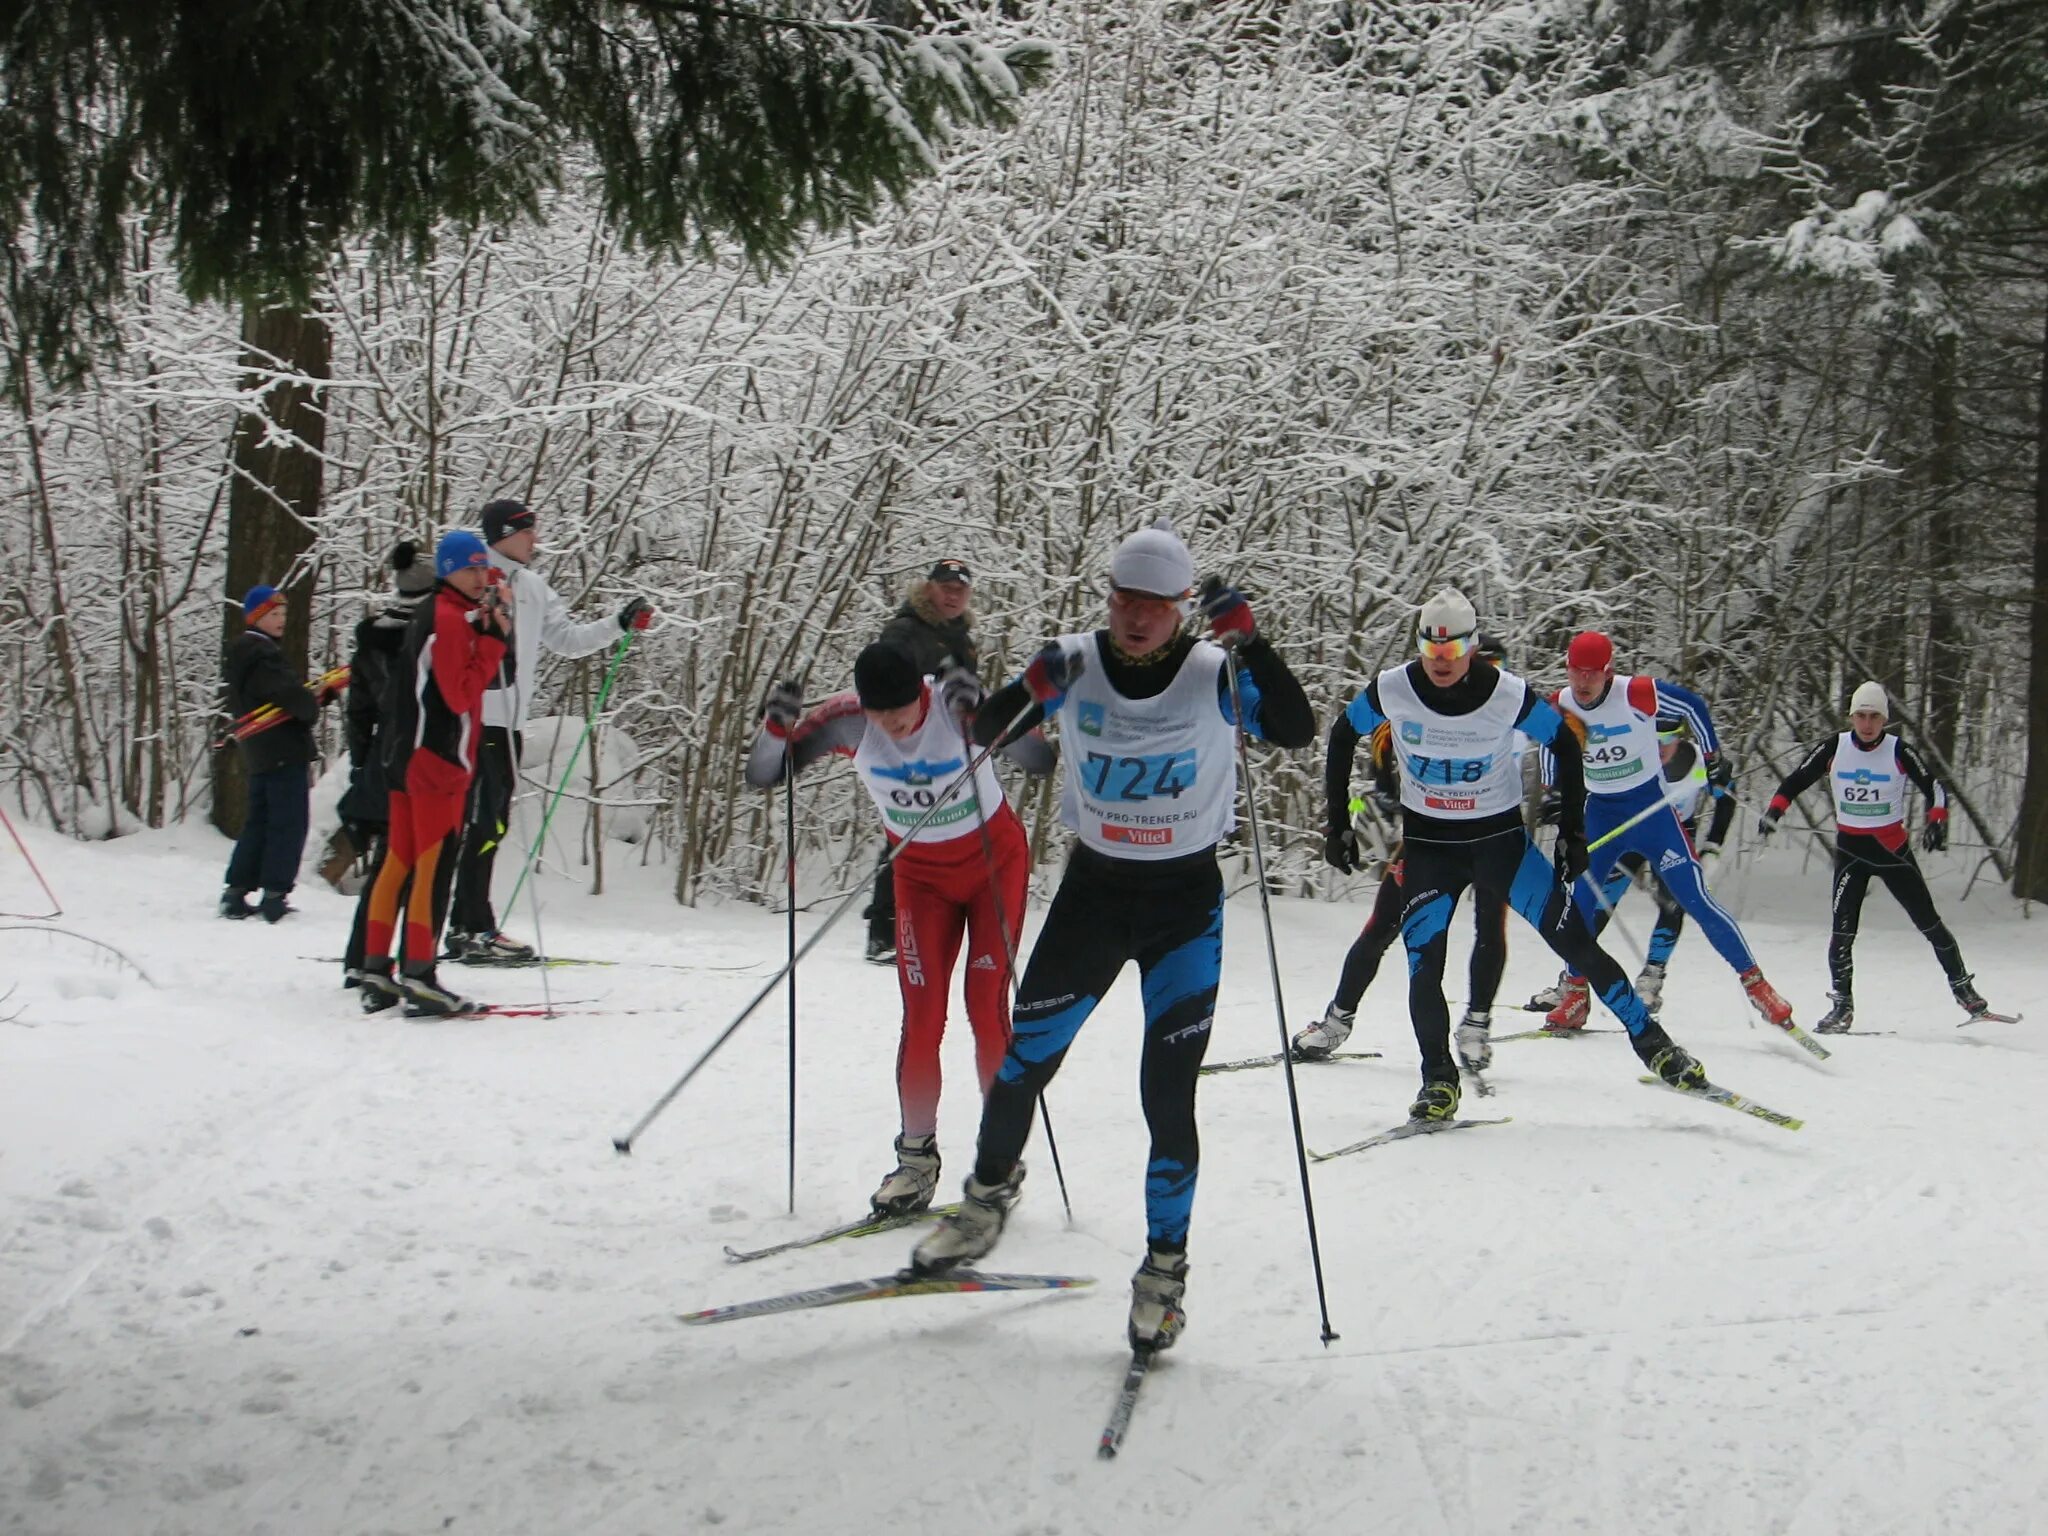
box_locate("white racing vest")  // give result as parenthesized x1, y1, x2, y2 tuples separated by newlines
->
(1830, 730, 1907, 831)
(1378, 664, 1529, 820)
(1053, 634, 1237, 860)
(1555, 674, 1662, 795)
(853, 692, 1004, 846)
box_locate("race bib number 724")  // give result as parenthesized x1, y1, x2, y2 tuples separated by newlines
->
(1082, 749, 1198, 803)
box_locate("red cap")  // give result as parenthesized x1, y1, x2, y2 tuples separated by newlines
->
(1566, 631, 1613, 671)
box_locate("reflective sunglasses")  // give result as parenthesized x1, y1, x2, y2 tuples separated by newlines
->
(1416, 631, 1476, 661)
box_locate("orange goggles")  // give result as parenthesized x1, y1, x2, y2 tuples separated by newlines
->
(1109, 585, 1193, 620)
(1416, 631, 1476, 661)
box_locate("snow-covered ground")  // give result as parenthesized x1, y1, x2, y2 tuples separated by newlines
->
(3, 821, 2043, 1535)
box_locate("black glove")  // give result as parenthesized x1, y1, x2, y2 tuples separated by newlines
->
(1921, 819, 1948, 853)
(619, 596, 654, 632)
(1757, 812, 1779, 840)
(1197, 576, 1255, 644)
(1324, 824, 1359, 874)
(1554, 829, 1589, 884)
(1536, 792, 1563, 828)
(1706, 754, 1734, 793)
(762, 679, 803, 734)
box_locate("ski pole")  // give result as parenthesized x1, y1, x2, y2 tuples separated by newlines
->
(0, 802, 62, 918)
(1583, 758, 1710, 856)
(950, 696, 1073, 1224)
(1222, 648, 1339, 1346)
(502, 632, 636, 921)
(784, 748, 799, 1214)
(614, 701, 1038, 1155)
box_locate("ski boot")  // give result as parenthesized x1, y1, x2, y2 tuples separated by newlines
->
(870, 1134, 941, 1217)
(864, 930, 896, 966)
(1633, 961, 1667, 1017)
(1291, 1002, 1355, 1061)
(1544, 976, 1590, 1031)
(1527, 969, 1570, 1011)
(1648, 1043, 1708, 1091)
(257, 890, 293, 924)
(1454, 1008, 1493, 1072)
(1408, 1078, 1461, 1123)
(357, 969, 403, 1015)
(1128, 1247, 1189, 1352)
(450, 930, 536, 964)
(398, 968, 478, 1018)
(910, 1163, 1025, 1274)
(219, 886, 256, 920)
(1814, 993, 1854, 1034)
(1738, 966, 1793, 1027)
(1951, 974, 1988, 1020)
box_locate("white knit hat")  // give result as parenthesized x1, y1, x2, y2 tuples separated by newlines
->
(1850, 680, 1888, 716)
(1417, 588, 1478, 642)
(1109, 518, 1194, 599)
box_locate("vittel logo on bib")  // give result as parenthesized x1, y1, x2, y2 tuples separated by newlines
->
(1425, 794, 1478, 812)
(1102, 824, 1173, 846)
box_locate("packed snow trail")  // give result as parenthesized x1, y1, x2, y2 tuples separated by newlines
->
(2, 822, 2043, 1534)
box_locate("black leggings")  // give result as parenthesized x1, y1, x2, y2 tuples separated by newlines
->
(1828, 836, 1967, 994)
(1398, 828, 1661, 1082)
(451, 726, 519, 935)
(1334, 853, 1507, 1014)
(975, 845, 1221, 1253)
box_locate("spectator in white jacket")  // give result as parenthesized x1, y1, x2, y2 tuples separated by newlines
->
(446, 498, 654, 961)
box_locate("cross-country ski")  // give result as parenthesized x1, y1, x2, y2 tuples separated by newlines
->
(679, 1269, 1095, 1326)
(722, 1204, 961, 1264)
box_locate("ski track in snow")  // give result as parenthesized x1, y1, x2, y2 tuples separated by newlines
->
(1, 823, 2044, 1534)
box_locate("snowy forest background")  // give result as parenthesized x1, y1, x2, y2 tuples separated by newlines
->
(4, 0, 2045, 907)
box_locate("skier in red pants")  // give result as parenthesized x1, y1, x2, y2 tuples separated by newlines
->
(746, 642, 1053, 1214)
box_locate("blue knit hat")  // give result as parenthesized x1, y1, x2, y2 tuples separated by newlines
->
(242, 584, 283, 623)
(435, 529, 491, 579)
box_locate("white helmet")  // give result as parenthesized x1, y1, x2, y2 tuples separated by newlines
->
(1417, 588, 1478, 643)
(1109, 518, 1195, 599)
(1850, 680, 1888, 716)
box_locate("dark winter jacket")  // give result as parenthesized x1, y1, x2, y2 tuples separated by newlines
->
(382, 583, 509, 786)
(224, 630, 320, 776)
(337, 598, 424, 828)
(877, 593, 978, 675)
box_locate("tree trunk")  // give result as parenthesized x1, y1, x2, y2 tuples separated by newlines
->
(210, 304, 332, 836)
(1923, 332, 1963, 767)
(2017, 303, 2048, 903)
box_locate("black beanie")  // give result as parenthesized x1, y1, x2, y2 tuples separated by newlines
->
(480, 498, 535, 544)
(854, 643, 923, 711)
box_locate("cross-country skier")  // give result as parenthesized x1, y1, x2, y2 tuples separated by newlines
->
(744, 641, 1051, 1215)
(1760, 681, 1984, 1030)
(908, 521, 1315, 1357)
(1560, 719, 1740, 1016)
(340, 540, 436, 991)
(359, 531, 510, 1016)
(1538, 631, 1790, 1032)
(859, 557, 982, 965)
(1324, 592, 1707, 1110)
(447, 498, 654, 963)
(1295, 635, 1511, 1070)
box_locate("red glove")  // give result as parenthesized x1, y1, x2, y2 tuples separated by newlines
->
(1198, 577, 1254, 643)
(1022, 642, 1080, 704)
(619, 597, 654, 632)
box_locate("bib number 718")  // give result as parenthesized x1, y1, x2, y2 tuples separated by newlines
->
(1082, 749, 1197, 803)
